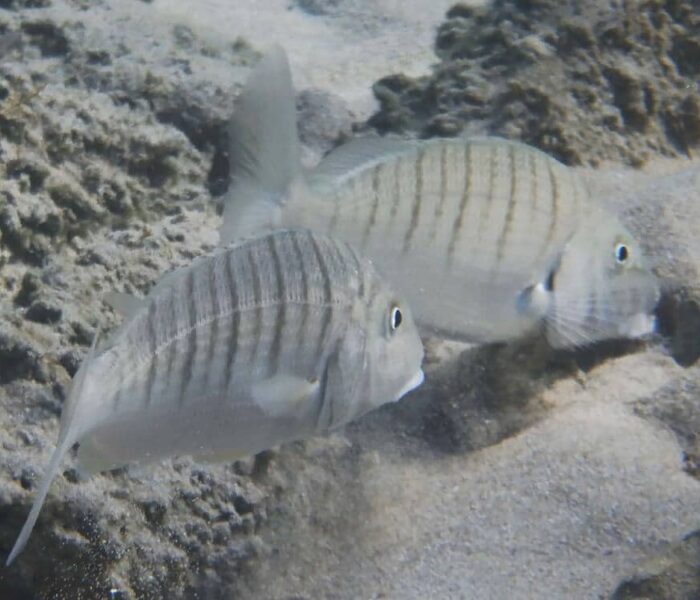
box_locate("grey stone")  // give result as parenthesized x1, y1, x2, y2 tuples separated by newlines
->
(296, 88, 354, 165)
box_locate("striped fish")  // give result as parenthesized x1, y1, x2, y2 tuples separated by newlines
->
(6, 229, 424, 565)
(223, 47, 659, 347)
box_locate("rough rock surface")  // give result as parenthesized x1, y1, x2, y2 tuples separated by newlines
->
(0, 2, 269, 597)
(0, 1, 699, 599)
(368, 0, 700, 167)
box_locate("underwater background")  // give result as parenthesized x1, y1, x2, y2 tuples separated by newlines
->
(1, 0, 699, 598)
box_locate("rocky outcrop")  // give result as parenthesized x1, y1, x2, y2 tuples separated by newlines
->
(369, 0, 700, 167)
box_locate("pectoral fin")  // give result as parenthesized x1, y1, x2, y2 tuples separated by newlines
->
(251, 374, 319, 418)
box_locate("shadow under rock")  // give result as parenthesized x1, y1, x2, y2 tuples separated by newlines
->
(654, 288, 700, 368)
(351, 330, 653, 457)
(611, 529, 700, 600)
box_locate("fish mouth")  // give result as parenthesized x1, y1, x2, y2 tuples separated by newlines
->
(395, 369, 425, 401)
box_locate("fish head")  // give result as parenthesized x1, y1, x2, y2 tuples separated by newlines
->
(361, 283, 425, 409)
(317, 283, 424, 431)
(315, 270, 424, 432)
(544, 214, 660, 349)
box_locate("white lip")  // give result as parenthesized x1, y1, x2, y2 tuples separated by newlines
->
(395, 369, 425, 401)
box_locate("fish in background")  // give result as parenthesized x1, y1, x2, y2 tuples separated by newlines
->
(5, 229, 424, 565)
(223, 47, 660, 348)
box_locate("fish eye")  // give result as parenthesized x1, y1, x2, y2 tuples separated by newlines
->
(389, 305, 403, 331)
(615, 243, 630, 264)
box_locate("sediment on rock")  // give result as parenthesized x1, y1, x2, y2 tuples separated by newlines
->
(368, 0, 700, 166)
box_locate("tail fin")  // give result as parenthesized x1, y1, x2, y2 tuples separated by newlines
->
(5, 330, 100, 566)
(220, 45, 302, 246)
(5, 439, 73, 566)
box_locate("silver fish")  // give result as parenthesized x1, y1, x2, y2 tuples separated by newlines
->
(222, 47, 659, 348)
(6, 229, 424, 565)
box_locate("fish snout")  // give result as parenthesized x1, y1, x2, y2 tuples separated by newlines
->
(394, 368, 425, 402)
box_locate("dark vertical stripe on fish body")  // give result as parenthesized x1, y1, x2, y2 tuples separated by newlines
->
(318, 339, 344, 431)
(403, 147, 425, 253)
(495, 145, 518, 266)
(586, 272, 599, 334)
(178, 270, 197, 406)
(544, 160, 560, 250)
(570, 170, 580, 214)
(477, 144, 498, 240)
(447, 142, 473, 266)
(389, 159, 402, 222)
(205, 259, 221, 386)
(350, 177, 361, 228)
(526, 152, 551, 268)
(529, 149, 538, 216)
(143, 299, 159, 407)
(223, 251, 240, 397)
(164, 294, 179, 397)
(362, 164, 382, 250)
(111, 360, 124, 410)
(429, 144, 449, 242)
(309, 234, 333, 359)
(267, 234, 286, 374)
(247, 245, 264, 371)
(290, 231, 310, 334)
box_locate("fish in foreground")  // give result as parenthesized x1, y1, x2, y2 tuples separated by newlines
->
(224, 47, 660, 348)
(6, 229, 424, 565)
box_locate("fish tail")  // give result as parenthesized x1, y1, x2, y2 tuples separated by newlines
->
(220, 45, 302, 246)
(5, 329, 100, 566)
(5, 439, 72, 566)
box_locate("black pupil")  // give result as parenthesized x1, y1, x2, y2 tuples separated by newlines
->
(617, 245, 628, 262)
(392, 308, 402, 329)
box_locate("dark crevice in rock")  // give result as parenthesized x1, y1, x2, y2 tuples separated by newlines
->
(20, 21, 69, 58)
(0, 330, 45, 384)
(655, 290, 700, 367)
(612, 530, 700, 600)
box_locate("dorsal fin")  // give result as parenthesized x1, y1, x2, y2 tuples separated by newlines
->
(309, 136, 418, 189)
